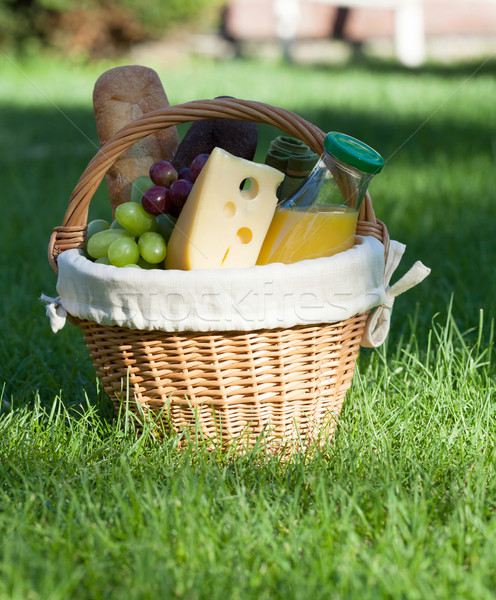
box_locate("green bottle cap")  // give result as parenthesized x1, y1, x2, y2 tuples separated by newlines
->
(324, 132, 384, 174)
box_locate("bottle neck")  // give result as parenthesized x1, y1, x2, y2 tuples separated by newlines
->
(278, 150, 378, 212)
(322, 152, 375, 210)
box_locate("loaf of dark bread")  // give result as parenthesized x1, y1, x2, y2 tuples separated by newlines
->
(172, 96, 258, 172)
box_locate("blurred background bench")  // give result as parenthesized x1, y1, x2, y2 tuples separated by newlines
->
(221, 0, 496, 66)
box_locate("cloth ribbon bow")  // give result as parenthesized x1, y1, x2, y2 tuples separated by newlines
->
(40, 293, 67, 333)
(361, 240, 430, 348)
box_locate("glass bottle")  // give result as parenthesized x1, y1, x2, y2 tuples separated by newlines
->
(257, 132, 384, 265)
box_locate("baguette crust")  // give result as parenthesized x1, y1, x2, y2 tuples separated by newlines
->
(93, 65, 179, 213)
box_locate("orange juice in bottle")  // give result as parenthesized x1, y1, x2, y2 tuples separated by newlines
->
(257, 132, 384, 266)
(257, 206, 358, 264)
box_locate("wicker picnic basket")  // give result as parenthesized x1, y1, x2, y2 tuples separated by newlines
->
(48, 98, 389, 452)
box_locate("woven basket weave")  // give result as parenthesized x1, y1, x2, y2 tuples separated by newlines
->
(48, 98, 389, 452)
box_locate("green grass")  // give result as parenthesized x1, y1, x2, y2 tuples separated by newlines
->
(1, 48, 495, 598)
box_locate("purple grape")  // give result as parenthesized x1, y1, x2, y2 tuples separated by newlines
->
(142, 186, 171, 215)
(178, 167, 193, 182)
(169, 179, 193, 218)
(149, 161, 178, 188)
(189, 153, 210, 181)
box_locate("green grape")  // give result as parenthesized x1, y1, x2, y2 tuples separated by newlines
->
(110, 219, 125, 230)
(138, 232, 167, 264)
(137, 257, 157, 270)
(115, 201, 157, 237)
(130, 175, 154, 204)
(124, 263, 141, 268)
(95, 256, 111, 265)
(155, 213, 177, 243)
(87, 229, 132, 259)
(108, 237, 140, 267)
(86, 219, 110, 240)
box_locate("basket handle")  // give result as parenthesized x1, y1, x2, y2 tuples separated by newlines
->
(48, 97, 387, 272)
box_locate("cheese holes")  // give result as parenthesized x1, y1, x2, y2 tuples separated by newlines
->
(223, 201, 237, 218)
(239, 177, 258, 201)
(236, 227, 253, 244)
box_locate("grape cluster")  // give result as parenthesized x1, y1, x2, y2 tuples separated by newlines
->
(141, 154, 209, 218)
(84, 204, 171, 269)
(84, 154, 210, 270)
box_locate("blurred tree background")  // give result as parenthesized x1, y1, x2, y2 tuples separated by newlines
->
(0, 0, 225, 56)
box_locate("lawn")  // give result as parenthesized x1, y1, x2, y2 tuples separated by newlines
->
(1, 48, 495, 599)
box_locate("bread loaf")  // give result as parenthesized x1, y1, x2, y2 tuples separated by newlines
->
(172, 96, 258, 172)
(93, 65, 179, 213)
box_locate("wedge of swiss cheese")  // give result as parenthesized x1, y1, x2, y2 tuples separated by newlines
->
(165, 147, 284, 270)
